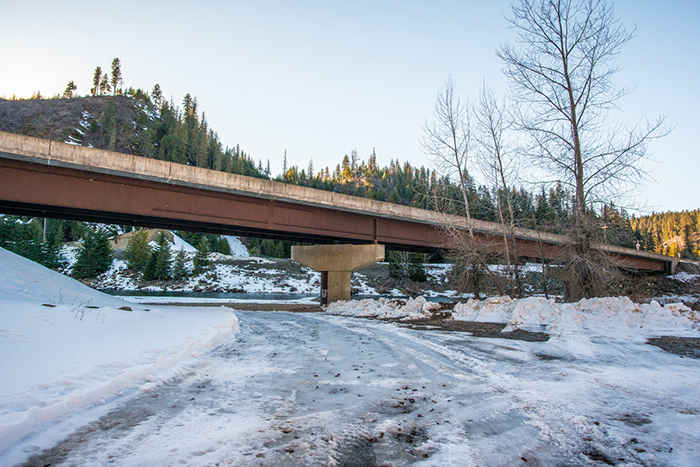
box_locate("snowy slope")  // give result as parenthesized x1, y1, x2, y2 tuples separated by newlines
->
(224, 235, 250, 257)
(172, 233, 199, 252)
(0, 247, 239, 454)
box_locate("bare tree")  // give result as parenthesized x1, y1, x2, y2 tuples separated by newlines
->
(421, 77, 474, 222)
(421, 78, 503, 297)
(498, 0, 666, 299)
(474, 85, 523, 296)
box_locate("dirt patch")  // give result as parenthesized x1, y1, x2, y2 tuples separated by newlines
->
(396, 317, 550, 342)
(647, 337, 700, 359)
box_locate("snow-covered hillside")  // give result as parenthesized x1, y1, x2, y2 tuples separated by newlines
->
(63, 243, 324, 294)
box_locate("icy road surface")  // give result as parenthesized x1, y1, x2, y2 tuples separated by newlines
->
(16, 310, 700, 466)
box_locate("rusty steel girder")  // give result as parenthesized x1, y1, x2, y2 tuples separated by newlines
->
(0, 155, 670, 273)
(0, 157, 437, 248)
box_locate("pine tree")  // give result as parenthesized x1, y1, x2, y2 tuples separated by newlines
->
(62, 81, 77, 99)
(152, 83, 163, 109)
(173, 249, 189, 280)
(40, 221, 64, 270)
(193, 237, 211, 275)
(100, 73, 111, 95)
(341, 154, 352, 180)
(274, 241, 285, 258)
(91, 66, 102, 96)
(389, 187, 400, 204)
(19, 220, 43, 262)
(153, 232, 171, 279)
(0, 216, 22, 251)
(217, 237, 231, 255)
(72, 230, 112, 279)
(408, 253, 427, 282)
(110, 58, 122, 95)
(143, 232, 171, 280)
(124, 229, 150, 273)
(143, 252, 157, 281)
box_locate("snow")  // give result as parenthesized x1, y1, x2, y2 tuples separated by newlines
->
(451, 295, 700, 345)
(75, 249, 323, 294)
(171, 233, 198, 252)
(327, 296, 442, 320)
(453, 295, 518, 323)
(331, 293, 700, 362)
(118, 295, 318, 305)
(668, 271, 700, 283)
(224, 235, 250, 257)
(331, 294, 699, 347)
(2, 246, 700, 466)
(0, 248, 239, 457)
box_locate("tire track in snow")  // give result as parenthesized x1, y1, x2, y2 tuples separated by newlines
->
(22, 311, 654, 466)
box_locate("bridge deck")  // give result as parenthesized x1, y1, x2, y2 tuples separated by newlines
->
(0, 131, 675, 273)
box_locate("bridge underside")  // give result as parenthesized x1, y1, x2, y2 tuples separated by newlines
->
(0, 156, 670, 273)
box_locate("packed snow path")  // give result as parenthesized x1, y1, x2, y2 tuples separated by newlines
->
(14, 310, 700, 466)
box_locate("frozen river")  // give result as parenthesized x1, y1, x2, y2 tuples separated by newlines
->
(14, 309, 700, 466)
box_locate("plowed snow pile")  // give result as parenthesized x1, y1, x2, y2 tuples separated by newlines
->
(326, 296, 442, 320)
(329, 294, 700, 345)
(454, 295, 699, 339)
(0, 247, 239, 453)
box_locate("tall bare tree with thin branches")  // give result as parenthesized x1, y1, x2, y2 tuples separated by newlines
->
(474, 85, 523, 296)
(421, 77, 475, 224)
(498, 0, 666, 299)
(421, 78, 503, 297)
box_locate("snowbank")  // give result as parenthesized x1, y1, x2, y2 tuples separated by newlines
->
(0, 248, 239, 452)
(330, 291, 699, 344)
(452, 296, 518, 323)
(455, 295, 699, 342)
(326, 296, 442, 320)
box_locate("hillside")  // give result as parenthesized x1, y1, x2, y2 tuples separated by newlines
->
(0, 96, 149, 155)
(0, 94, 266, 177)
(631, 210, 700, 259)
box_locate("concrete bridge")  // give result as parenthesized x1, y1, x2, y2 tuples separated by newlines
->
(0, 132, 677, 302)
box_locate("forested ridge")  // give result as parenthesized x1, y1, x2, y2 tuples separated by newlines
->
(630, 210, 700, 259)
(0, 59, 695, 261)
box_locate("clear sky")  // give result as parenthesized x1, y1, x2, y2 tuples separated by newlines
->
(1, 0, 698, 213)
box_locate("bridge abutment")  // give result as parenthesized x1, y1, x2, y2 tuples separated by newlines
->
(291, 244, 385, 304)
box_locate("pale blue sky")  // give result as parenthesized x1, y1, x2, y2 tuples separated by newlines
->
(1, 1, 698, 213)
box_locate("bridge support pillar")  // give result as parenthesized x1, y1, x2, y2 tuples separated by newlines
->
(291, 244, 385, 304)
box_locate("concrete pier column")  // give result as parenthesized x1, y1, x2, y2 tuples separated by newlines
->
(291, 244, 385, 304)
